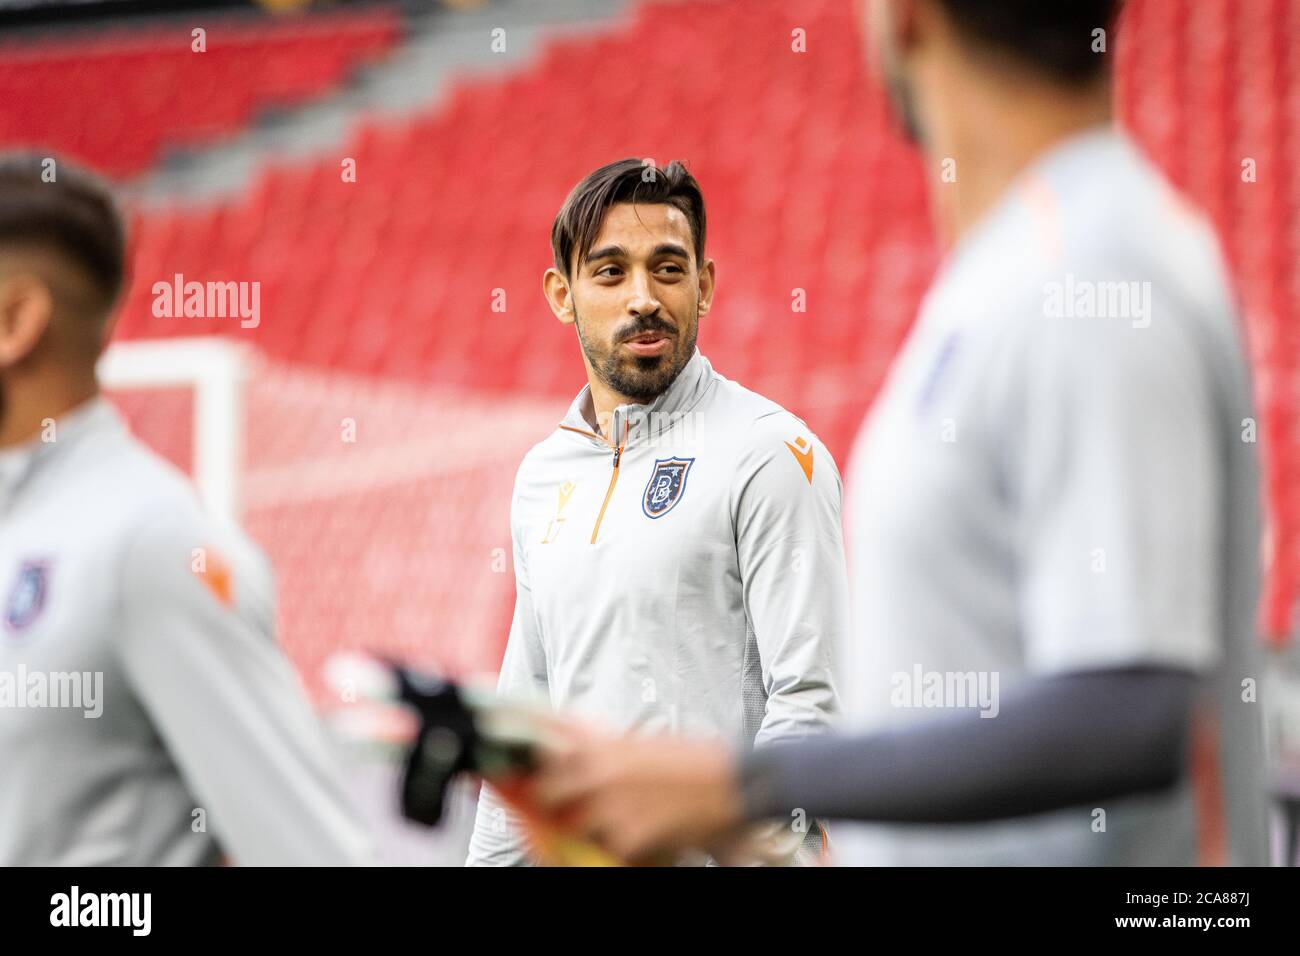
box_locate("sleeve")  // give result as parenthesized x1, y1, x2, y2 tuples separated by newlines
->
(733, 413, 848, 746)
(738, 667, 1196, 824)
(996, 301, 1224, 676)
(116, 503, 375, 866)
(465, 484, 549, 866)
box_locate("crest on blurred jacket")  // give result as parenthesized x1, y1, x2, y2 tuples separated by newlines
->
(5, 560, 49, 634)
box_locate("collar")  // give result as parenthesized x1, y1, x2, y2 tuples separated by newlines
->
(0, 396, 121, 507)
(558, 348, 714, 449)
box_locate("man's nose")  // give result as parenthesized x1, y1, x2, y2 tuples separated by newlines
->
(626, 269, 661, 318)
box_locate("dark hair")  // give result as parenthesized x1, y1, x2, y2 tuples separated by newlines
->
(938, 0, 1120, 84)
(0, 152, 126, 310)
(550, 159, 706, 280)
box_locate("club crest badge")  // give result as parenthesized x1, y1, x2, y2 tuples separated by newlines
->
(642, 457, 695, 519)
(5, 560, 49, 634)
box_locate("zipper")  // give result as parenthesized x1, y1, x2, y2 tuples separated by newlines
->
(558, 416, 630, 544)
(590, 438, 624, 544)
(589, 418, 628, 544)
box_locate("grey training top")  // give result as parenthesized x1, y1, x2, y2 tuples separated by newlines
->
(467, 351, 849, 865)
(837, 127, 1268, 865)
(0, 398, 373, 865)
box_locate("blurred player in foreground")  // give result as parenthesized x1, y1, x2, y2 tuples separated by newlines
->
(466, 159, 849, 865)
(0, 154, 372, 865)
(525, 0, 1269, 865)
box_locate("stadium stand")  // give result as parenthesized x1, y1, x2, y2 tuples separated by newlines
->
(3, 0, 1297, 687)
(0, 7, 399, 177)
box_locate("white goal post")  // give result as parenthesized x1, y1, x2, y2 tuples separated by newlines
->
(97, 336, 249, 522)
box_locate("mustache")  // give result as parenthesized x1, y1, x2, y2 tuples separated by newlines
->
(616, 314, 677, 343)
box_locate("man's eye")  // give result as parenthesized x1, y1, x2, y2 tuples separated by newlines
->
(596, 266, 622, 278)
(658, 264, 684, 275)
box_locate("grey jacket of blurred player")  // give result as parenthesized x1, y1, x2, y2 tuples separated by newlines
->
(0, 398, 374, 865)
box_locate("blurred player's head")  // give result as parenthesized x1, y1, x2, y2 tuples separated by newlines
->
(0, 152, 125, 443)
(544, 159, 714, 405)
(858, 0, 1120, 144)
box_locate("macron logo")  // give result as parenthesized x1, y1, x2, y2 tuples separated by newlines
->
(784, 436, 814, 484)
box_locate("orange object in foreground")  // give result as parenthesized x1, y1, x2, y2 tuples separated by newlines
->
(490, 775, 622, 867)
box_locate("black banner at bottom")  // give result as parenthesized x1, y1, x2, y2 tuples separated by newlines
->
(0, 866, 1286, 943)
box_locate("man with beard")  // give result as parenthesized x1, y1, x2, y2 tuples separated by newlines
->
(465, 159, 848, 865)
(0, 153, 372, 865)
(525, 0, 1269, 867)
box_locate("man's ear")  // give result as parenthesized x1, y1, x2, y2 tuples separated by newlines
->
(0, 275, 54, 369)
(542, 267, 576, 326)
(696, 258, 716, 319)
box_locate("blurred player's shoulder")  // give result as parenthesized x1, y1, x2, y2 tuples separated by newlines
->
(1065, 133, 1235, 312)
(940, 130, 1240, 360)
(48, 398, 273, 620)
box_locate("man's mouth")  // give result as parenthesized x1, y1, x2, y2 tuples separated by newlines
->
(622, 330, 673, 357)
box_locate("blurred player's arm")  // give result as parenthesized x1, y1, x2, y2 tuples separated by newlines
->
(117, 505, 375, 865)
(734, 413, 847, 744)
(739, 666, 1194, 823)
(466, 491, 548, 866)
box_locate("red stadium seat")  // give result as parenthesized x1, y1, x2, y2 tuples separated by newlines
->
(0, 10, 400, 178)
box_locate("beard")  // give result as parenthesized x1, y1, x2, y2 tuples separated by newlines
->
(574, 306, 698, 405)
